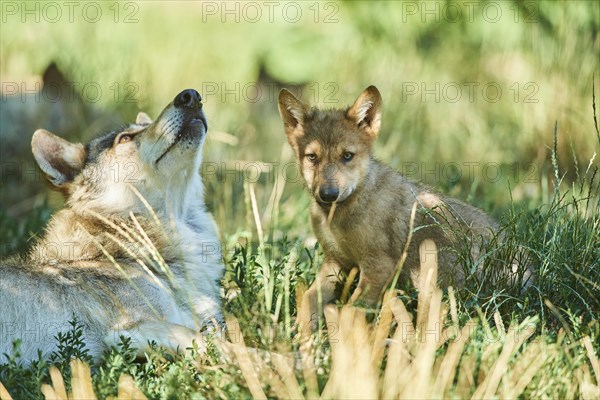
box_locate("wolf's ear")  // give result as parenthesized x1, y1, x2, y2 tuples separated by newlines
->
(136, 111, 152, 125)
(32, 129, 86, 189)
(347, 86, 382, 138)
(278, 89, 308, 149)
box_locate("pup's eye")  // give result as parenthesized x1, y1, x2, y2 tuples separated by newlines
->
(306, 154, 318, 163)
(342, 152, 354, 161)
(117, 134, 134, 144)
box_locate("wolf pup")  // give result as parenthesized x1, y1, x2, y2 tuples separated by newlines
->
(1, 89, 224, 362)
(278, 86, 514, 330)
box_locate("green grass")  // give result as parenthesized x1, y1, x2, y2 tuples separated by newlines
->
(1, 115, 599, 399)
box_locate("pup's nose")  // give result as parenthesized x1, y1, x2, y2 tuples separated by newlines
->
(174, 89, 202, 109)
(319, 186, 339, 203)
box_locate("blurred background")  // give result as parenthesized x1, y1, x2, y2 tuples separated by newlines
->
(1, 0, 599, 253)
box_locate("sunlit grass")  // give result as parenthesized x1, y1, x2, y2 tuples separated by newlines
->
(5, 119, 598, 399)
(1, 240, 598, 399)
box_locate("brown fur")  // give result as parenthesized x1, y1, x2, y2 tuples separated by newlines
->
(278, 86, 501, 331)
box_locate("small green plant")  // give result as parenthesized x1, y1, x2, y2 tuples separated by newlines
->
(0, 341, 48, 400)
(48, 316, 93, 370)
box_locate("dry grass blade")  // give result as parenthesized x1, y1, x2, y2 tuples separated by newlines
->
(494, 311, 506, 339)
(117, 374, 148, 400)
(82, 209, 171, 293)
(293, 280, 319, 399)
(271, 352, 305, 400)
(250, 355, 290, 400)
(383, 241, 443, 399)
(371, 290, 395, 368)
(340, 267, 359, 303)
(127, 183, 162, 228)
(43, 367, 68, 400)
(104, 231, 168, 292)
(248, 182, 264, 247)
(220, 341, 293, 400)
(262, 147, 287, 226)
(382, 297, 414, 399)
(299, 338, 319, 399)
(433, 321, 476, 396)
(34, 359, 147, 399)
(388, 297, 416, 345)
(471, 323, 536, 399)
(386, 202, 418, 291)
(583, 336, 600, 386)
(326, 202, 337, 225)
(406, 288, 442, 398)
(325, 306, 378, 399)
(580, 336, 600, 399)
(323, 305, 340, 355)
(544, 299, 574, 341)
(448, 286, 459, 328)
(0, 382, 13, 400)
(416, 239, 438, 334)
(319, 306, 339, 399)
(225, 317, 267, 400)
(40, 385, 60, 400)
(84, 231, 162, 318)
(70, 359, 97, 400)
(296, 308, 319, 399)
(506, 348, 550, 398)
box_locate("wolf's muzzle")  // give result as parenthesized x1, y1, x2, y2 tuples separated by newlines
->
(318, 185, 340, 203)
(174, 89, 202, 109)
(174, 89, 207, 130)
(154, 89, 208, 165)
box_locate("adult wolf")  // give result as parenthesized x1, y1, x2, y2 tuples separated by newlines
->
(1, 89, 224, 362)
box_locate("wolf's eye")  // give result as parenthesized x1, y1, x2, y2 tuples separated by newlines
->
(306, 154, 318, 163)
(117, 134, 134, 144)
(342, 152, 354, 161)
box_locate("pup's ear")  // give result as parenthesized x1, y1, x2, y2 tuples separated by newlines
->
(347, 85, 382, 138)
(136, 111, 152, 125)
(32, 129, 86, 189)
(278, 89, 308, 150)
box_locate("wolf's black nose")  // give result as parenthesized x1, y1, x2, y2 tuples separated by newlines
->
(319, 186, 339, 203)
(174, 89, 202, 109)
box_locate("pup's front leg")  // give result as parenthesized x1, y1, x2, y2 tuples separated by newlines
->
(298, 259, 342, 333)
(349, 257, 396, 306)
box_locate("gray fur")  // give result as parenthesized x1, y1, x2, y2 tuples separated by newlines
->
(1, 91, 224, 362)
